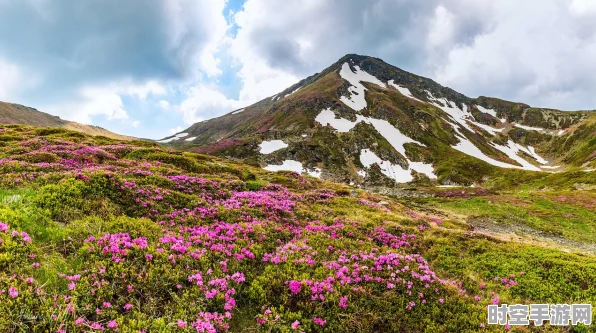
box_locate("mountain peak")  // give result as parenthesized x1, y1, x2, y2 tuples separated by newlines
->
(159, 55, 596, 187)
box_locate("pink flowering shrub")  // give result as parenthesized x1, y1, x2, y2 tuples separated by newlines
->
(1, 125, 592, 332)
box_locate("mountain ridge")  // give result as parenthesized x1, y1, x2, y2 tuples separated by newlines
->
(0, 101, 135, 141)
(159, 54, 595, 187)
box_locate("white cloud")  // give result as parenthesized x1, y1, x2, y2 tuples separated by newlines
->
(178, 84, 244, 124)
(433, 0, 596, 109)
(122, 80, 167, 100)
(0, 58, 21, 100)
(44, 80, 167, 124)
(158, 100, 171, 110)
(169, 126, 184, 134)
(132, 120, 140, 128)
(163, 0, 229, 77)
(570, 0, 596, 14)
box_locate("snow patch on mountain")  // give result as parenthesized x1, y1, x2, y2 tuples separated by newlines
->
(476, 105, 497, 118)
(307, 167, 322, 178)
(425, 95, 546, 170)
(450, 129, 543, 171)
(158, 132, 188, 143)
(527, 146, 548, 165)
(514, 124, 545, 132)
(338, 62, 385, 111)
(315, 109, 436, 181)
(284, 87, 301, 98)
(409, 161, 438, 179)
(427, 93, 503, 136)
(259, 140, 288, 154)
(264, 160, 303, 173)
(388, 80, 423, 103)
(232, 108, 245, 115)
(471, 122, 504, 136)
(263, 159, 322, 178)
(315, 108, 359, 132)
(491, 141, 543, 171)
(360, 149, 414, 183)
(157, 137, 178, 143)
(185, 137, 197, 142)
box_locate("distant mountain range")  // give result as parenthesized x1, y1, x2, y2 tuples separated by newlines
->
(159, 54, 595, 187)
(0, 101, 133, 141)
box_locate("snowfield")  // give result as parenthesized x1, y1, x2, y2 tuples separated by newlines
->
(157, 132, 189, 143)
(284, 87, 301, 98)
(259, 140, 289, 154)
(359, 149, 414, 183)
(514, 124, 545, 132)
(388, 80, 424, 103)
(315, 109, 436, 182)
(263, 160, 303, 173)
(476, 105, 498, 118)
(338, 62, 385, 111)
(263, 159, 322, 178)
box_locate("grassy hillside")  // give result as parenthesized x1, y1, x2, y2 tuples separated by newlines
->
(0, 124, 595, 332)
(0, 101, 134, 141)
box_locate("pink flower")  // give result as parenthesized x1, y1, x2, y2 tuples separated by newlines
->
(439, 298, 444, 303)
(145, 254, 153, 261)
(313, 317, 326, 326)
(123, 303, 133, 310)
(91, 322, 104, 330)
(288, 280, 302, 294)
(75, 317, 85, 325)
(177, 319, 187, 328)
(21, 231, 31, 243)
(68, 282, 76, 291)
(103, 302, 112, 308)
(339, 296, 348, 308)
(107, 320, 118, 329)
(491, 297, 500, 305)
(291, 320, 300, 329)
(8, 286, 18, 298)
(474, 296, 481, 301)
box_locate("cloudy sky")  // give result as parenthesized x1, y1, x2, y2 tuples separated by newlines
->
(0, 0, 595, 139)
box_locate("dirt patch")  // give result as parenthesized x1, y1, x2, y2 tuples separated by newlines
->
(467, 215, 596, 255)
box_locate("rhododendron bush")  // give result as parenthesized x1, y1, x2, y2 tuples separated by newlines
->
(1, 125, 595, 332)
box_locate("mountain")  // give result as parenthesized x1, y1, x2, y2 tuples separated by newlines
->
(159, 54, 595, 188)
(0, 101, 134, 140)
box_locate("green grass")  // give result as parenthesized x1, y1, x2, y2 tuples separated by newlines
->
(408, 190, 596, 244)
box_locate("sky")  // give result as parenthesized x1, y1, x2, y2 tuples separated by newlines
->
(0, 0, 596, 139)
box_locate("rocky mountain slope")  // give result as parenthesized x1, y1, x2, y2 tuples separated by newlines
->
(0, 101, 134, 140)
(160, 54, 595, 187)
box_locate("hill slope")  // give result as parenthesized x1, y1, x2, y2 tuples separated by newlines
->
(0, 101, 134, 140)
(160, 55, 595, 187)
(0, 123, 595, 331)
